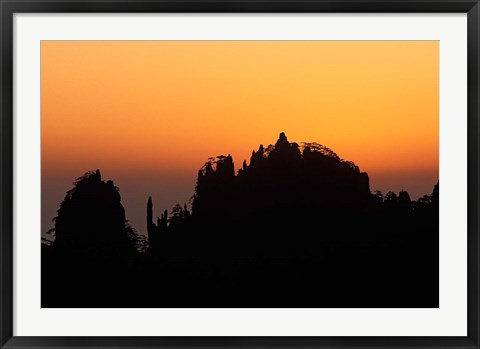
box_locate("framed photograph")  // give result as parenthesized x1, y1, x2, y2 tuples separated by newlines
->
(1, 0, 479, 348)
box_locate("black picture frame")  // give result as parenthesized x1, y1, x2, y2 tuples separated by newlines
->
(1, 0, 479, 347)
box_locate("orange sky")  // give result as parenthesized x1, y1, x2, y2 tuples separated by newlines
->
(41, 41, 439, 235)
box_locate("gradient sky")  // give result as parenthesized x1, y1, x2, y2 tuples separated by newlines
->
(41, 41, 439, 236)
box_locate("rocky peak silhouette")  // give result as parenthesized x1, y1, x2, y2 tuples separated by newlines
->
(189, 133, 371, 221)
(275, 131, 290, 151)
(143, 133, 440, 257)
(53, 170, 134, 255)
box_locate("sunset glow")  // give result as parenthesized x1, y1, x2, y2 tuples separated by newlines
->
(41, 41, 439, 234)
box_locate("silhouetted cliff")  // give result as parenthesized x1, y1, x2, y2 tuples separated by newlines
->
(42, 170, 142, 307)
(148, 133, 384, 249)
(196, 132, 370, 222)
(53, 170, 137, 256)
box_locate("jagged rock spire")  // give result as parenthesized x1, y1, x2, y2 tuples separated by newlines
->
(275, 132, 289, 149)
(53, 170, 128, 251)
(147, 196, 153, 224)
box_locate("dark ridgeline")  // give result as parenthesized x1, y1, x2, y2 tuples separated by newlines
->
(42, 133, 439, 308)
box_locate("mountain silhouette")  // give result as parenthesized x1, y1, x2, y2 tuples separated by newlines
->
(194, 132, 370, 223)
(42, 170, 142, 307)
(42, 133, 439, 308)
(148, 132, 372, 242)
(53, 170, 136, 255)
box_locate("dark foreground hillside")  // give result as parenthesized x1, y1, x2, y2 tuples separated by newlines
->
(42, 133, 439, 308)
